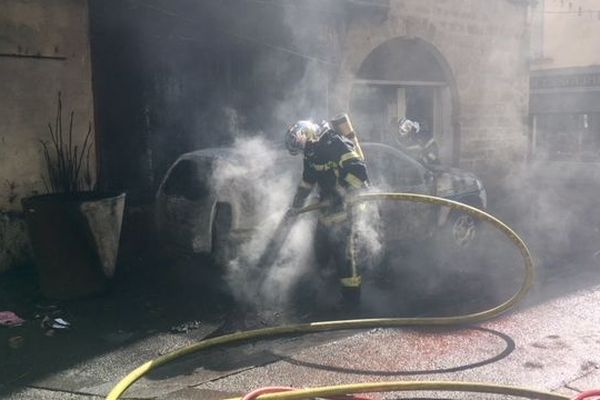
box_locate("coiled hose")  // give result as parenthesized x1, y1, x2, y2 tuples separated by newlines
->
(107, 193, 536, 400)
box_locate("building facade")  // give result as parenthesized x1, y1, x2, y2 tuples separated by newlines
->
(0, 0, 95, 271)
(89, 0, 531, 199)
(333, 0, 531, 172)
(0, 0, 531, 271)
(529, 0, 600, 161)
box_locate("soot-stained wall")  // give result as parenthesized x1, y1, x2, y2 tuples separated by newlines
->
(90, 0, 530, 201)
(0, 0, 95, 271)
(90, 0, 338, 202)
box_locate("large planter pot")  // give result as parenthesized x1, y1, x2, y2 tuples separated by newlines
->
(21, 192, 126, 299)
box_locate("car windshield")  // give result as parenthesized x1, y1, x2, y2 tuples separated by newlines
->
(362, 142, 426, 188)
(163, 158, 211, 201)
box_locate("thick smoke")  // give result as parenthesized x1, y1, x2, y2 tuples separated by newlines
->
(199, 2, 385, 316)
(496, 161, 600, 289)
(209, 133, 315, 312)
(204, 1, 600, 319)
(209, 131, 385, 316)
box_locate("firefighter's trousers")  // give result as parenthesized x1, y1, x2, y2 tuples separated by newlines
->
(314, 211, 361, 303)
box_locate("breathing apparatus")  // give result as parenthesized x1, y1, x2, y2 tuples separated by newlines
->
(285, 114, 365, 161)
(331, 113, 365, 160)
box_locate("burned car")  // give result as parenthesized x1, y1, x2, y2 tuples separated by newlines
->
(364, 142, 487, 247)
(155, 141, 487, 264)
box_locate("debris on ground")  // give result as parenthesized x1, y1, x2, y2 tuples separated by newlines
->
(41, 316, 71, 332)
(0, 311, 25, 327)
(35, 303, 59, 312)
(51, 318, 70, 329)
(170, 320, 204, 333)
(33, 303, 63, 319)
(8, 335, 25, 349)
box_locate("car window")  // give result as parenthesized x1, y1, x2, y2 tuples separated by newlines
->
(363, 143, 425, 188)
(163, 159, 210, 201)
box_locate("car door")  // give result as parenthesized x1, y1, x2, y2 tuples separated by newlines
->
(159, 157, 216, 254)
(362, 143, 436, 242)
(221, 151, 302, 233)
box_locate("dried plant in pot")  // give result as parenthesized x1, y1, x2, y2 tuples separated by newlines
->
(21, 92, 126, 299)
(40, 91, 95, 196)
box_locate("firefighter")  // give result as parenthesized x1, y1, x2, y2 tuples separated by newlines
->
(397, 118, 440, 165)
(285, 115, 369, 308)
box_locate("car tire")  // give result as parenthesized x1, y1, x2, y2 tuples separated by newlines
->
(211, 202, 233, 267)
(444, 209, 480, 249)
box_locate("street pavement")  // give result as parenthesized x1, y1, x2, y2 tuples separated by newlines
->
(3, 264, 600, 400)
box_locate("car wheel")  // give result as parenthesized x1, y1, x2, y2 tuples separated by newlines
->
(447, 211, 479, 248)
(211, 202, 233, 267)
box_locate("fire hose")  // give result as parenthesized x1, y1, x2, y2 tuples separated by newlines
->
(107, 192, 548, 400)
(234, 382, 572, 400)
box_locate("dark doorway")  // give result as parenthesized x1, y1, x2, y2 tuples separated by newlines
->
(350, 37, 457, 164)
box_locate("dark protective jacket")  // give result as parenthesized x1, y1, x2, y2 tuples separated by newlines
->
(291, 128, 369, 290)
(292, 129, 369, 216)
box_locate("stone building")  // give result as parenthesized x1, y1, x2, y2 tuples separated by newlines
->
(332, 0, 531, 171)
(0, 0, 94, 271)
(529, 0, 600, 161)
(0, 0, 531, 271)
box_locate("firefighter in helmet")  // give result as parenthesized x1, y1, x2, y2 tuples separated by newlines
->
(285, 114, 369, 307)
(397, 118, 440, 166)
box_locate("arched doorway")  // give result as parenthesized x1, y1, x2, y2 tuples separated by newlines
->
(350, 37, 459, 164)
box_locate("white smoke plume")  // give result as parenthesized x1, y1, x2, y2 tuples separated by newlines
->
(208, 112, 384, 315)
(209, 133, 317, 312)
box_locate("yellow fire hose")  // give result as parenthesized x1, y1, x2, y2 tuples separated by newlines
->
(107, 193, 537, 400)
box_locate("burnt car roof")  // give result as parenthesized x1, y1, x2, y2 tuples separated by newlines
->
(172, 141, 477, 183)
(177, 147, 245, 161)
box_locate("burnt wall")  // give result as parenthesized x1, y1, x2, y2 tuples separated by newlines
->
(90, 0, 344, 202)
(90, 0, 530, 200)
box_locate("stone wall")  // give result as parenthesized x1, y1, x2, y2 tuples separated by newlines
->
(0, 0, 94, 271)
(88, 0, 529, 198)
(540, 0, 600, 69)
(0, 213, 31, 271)
(333, 0, 530, 180)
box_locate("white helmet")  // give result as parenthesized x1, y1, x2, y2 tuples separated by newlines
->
(285, 120, 320, 155)
(398, 118, 420, 138)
